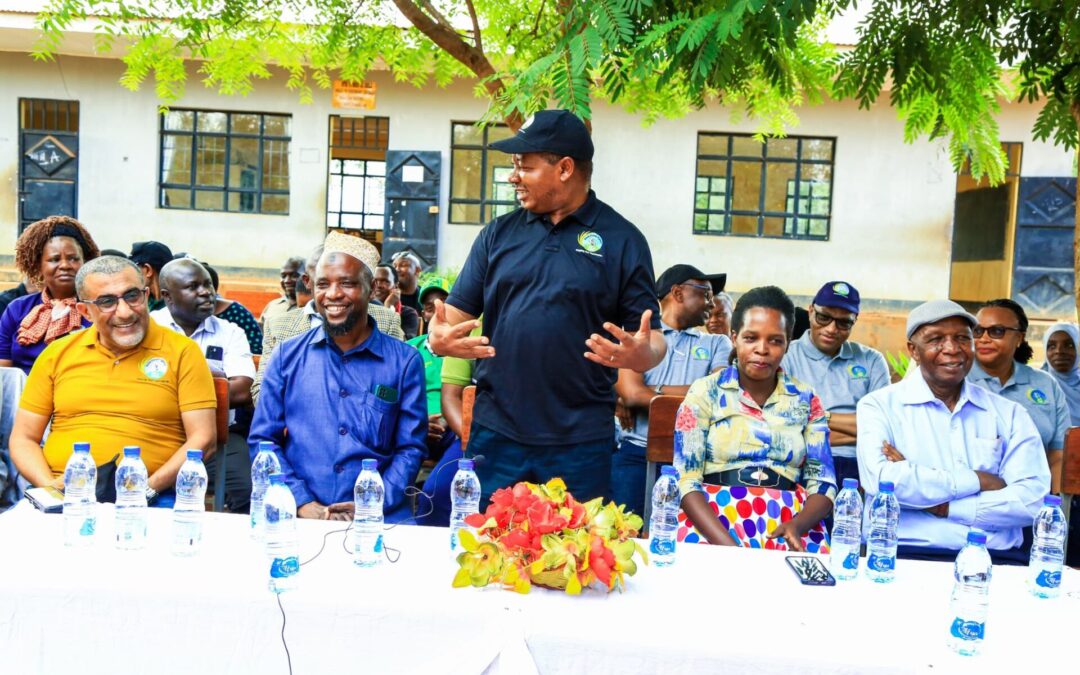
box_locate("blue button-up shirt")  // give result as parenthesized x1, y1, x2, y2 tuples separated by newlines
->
(248, 317, 427, 518)
(967, 361, 1070, 452)
(781, 332, 890, 458)
(856, 368, 1049, 551)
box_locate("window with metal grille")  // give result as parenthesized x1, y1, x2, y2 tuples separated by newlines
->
(158, 109, 291, 214)
(693, 133, 835, 240)
(326, 115, 389, 231)
(449, 122, 517, 224)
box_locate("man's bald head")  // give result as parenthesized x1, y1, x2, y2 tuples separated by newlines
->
(159, 258, 216, 330)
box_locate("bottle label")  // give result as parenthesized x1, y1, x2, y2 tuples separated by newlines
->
(867, 553, 894, 572)
(843, 552, 859, 570)
(950, 618, 985, 641)
(650, 537, 675, 556)
(1035, 569, 1061, 589)
(270, 556, 300, 579)
(374, 534, 384, 554)
(80, 517, 96, 536)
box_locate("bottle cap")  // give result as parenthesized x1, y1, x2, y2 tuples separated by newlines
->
(361, 458, 378, 471)
(967, 529, 987, 545)
(842, 478, 859, 490)
(1044, 494, 1062, 507)
(186, 449, 203, 461)
(73, 442, 90, 453)
(660, 465, 678, 477)
(879, 481, 895, 493)
(269, 473, 285, 485)
(123, 446, 141, 458)
(258, 441, 274, 452)
(458, 458, 474, 471)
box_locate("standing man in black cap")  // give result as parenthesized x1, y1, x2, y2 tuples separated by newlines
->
(427, 109, 666, 506)
(129, 241, 174, 312)
(612, 264, 731, 516)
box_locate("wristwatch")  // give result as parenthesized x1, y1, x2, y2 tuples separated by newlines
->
(654, 384, 664, 395)
(145, 487, 159, 504)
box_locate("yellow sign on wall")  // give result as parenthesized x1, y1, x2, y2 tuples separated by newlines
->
(332, 80, 377, 110)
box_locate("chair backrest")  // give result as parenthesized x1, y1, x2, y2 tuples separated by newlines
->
(645, 395, 684, 463)
(1063, 426, 1080, 496)
(213, 377, 229, 451)
(0, 367, 28, 511)
(461, 385, 476, 451)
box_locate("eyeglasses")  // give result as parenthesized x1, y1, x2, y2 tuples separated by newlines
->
(973, 325, 1023, 339)
(680, 283, 714, 301)
(84, 287, 148, 313)
(812, 308, 855, 331)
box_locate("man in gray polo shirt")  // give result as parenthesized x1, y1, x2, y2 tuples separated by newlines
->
(781, 281, 889, 486)
(612, 264, 731, 516)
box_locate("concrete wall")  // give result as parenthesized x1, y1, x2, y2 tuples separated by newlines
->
(0, 50, 1074, 305)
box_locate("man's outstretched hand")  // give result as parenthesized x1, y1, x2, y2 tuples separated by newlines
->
(584, 310, 661, 372)
(426, 299, 495, 359)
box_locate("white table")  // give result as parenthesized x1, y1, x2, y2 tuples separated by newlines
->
(0, 501, 1076, 674)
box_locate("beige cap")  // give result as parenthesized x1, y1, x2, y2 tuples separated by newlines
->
(323, 231, 380, 274)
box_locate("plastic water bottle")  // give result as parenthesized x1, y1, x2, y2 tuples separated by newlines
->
(649, 466, 680, 567)
(250, 441, 281, 540)
(866, 481, 900, 583)
(264, 474, 299, 592)
(1029, 494, 1066, 598)
(353, 458, 385, 567)
(172, 449, 208, 556)
(114, 446, 148, 550)
(449, 458, 482, 555)
(62, 442, 97, 546)
(948, 529, 992, 656)
(830, 478, 863, 580)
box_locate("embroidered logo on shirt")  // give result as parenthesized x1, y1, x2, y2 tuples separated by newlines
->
(692, 346, 710, 360)
(832, 282, 851, 297)
(1027, 388, 1048, 405)
(576, 230, 604, 254)
(140, 357, 168, 380)
(848, 364, 868, 380)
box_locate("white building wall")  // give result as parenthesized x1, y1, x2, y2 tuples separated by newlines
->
(0, 50, 1073, 303)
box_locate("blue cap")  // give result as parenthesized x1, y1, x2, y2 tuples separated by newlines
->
(73, 442, 90, 453)
(879, 481, 895, 493)
(967, 529, 987, 545)
(258, 441, 274, 453)
(186, 449, 203, 461)
(1044, 494, 1062, 506)
(812, 281, 860, 315)
(362, 458, 378, 471)
(488, 110, 595, 161)
(269, 473, 285, 485)
(123, 446, 141, 458)
(661, 465, 678, 477)
(458, 458, 474, 471)
(842, 478, 859, 490)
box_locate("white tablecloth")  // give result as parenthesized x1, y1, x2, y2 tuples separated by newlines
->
(0, 500, 1076, 674)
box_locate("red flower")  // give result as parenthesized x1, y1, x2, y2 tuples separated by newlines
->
(565, 501, 587, 529)
(528, 499, 569, 535)
(589, 536, 616, 587)
(502, 528, 541, 553)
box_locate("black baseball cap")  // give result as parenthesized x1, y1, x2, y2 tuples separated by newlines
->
(129, 241, 174, 273)
(489, 110, 594, 161)
(656, 264, 727, 299)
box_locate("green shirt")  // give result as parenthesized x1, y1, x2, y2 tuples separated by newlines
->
(407, 335, 443, 415)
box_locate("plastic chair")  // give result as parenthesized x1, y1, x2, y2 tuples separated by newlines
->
(1062, 426, 1080, 554)
(211, 377, 230, 512)
(642, 395, 683, 525)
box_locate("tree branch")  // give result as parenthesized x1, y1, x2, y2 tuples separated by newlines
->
(417, 0, 454, 32)
(464, 0, 482, 52)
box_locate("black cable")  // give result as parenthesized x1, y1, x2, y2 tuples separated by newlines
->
(276, 592, 293, 675)
(300, 523, 352, 566)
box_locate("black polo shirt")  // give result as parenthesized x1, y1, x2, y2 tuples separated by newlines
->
(448, 190, 660, 445)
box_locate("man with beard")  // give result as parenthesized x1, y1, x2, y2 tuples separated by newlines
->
(153, 258, 256, 510)
(612, 264, 730, 517)
(248, 232, 427, 522)
(10, 255, 216, 504)
(856, 300, 1050, 563)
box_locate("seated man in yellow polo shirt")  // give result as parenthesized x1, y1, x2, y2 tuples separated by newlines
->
(10, 255, 217, 506)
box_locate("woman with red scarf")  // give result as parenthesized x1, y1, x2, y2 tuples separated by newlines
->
(0, 216, 99, 374)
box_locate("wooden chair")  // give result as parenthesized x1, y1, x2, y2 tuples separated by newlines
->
(211, 377, 230, 512)
(1062, 426, 1080, 555)
(642, 395, 684, 524)
(461, 385, 476, 451)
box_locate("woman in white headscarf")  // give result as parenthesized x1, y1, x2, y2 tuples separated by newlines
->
(1042, 322, 1080, 426)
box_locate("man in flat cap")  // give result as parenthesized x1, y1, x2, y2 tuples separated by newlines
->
(856, 299, 1049, 563)
(427, 109, 666, 507)
(248, 232, 427, 522)
(129, 241, 173, 312)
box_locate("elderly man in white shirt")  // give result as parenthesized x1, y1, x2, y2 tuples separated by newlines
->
(856, 300, 1049, 564)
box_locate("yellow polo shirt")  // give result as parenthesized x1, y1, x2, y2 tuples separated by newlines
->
(20, 319, 216, 476)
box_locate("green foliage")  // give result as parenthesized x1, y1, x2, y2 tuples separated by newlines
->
(885, 351, 910, 380)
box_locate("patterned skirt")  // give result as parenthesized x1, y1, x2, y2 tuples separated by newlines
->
(676, 483, 830, 553)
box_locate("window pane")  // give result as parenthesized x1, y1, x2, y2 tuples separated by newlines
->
(731, 214, 758, 235)
(262, 139, 289, 191)
(164, 110, 194, 131)
(451, 202, 481, 223)
(326, 212, 339, 229)
(451, 149, 482, 199)
(452, 122, 483, 146)
(696, 159, 726, 179)
(802, 162, 832, 185)
(195, 190, 224, 210)
(492, 202, 516, 219)
(195, 136, 226, 187)
(364, 215, 382, 230)
(327, 173, 342, 212)
(767, 138, 797, 159)
(731, 136, 763, 158)
(343, 160, 365, 175)
(231, 113, 260, 134)
(694, 192, 709, 210)
(763, 217, 785, 237)
(230, 137, 260, 190)
(364, 177, 385, 215)
(161, 135, 192, 185)
(693, 213, 708, 232)
(329, 158, 342, 174)
(161, 188, 191, 208)
(486, 125, 513, 143)
(803, 138, 833, 161)
(368, 161, 385, 177)
(808, 218, 828, 237)
(341, 176, 365, 213)
(340, 213, 363, 229)
(764, 162, 797, 212)
(698, 134, 728, 157)
(261, 194, 289, 214)
(197, 112, 227, 133)
(488, 161, 514, 201)
(264, 115, 291, 137)
(730, 161, 761, 211)
(707, 213, 725, 232)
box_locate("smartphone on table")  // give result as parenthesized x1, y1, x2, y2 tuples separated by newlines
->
(785, 555, 836, 586)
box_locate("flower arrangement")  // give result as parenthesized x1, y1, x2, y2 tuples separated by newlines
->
(452, 478, 648, 595)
